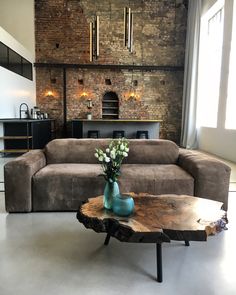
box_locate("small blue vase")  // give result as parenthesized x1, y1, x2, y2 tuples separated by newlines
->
(103, 181, 120, 210)
(112, 194, 135, 217)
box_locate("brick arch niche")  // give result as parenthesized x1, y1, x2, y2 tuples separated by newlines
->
(102, 91, 119, 119)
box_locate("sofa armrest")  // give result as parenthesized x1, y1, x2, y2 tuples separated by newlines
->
(4, 150, 46, 212)
(178, 148, 231, 211)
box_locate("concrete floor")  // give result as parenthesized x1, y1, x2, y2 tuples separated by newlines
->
(0, 157, 236, 295)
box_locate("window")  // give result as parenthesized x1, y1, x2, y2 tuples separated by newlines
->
(197, 0, 224, 128)
(225, 0, 236, 130)
(22, 58, 33, 80)
(0, 41, 33, 81)
(8, 48, 22, 75)
(0, 42, 8, 67)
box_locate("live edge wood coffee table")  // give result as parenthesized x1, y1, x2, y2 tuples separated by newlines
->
(77, 193, 226, 283)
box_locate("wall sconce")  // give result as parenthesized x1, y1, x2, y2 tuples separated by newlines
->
(90, 15, 100, 61)
(129, 92, 136, 100)
(123, 91, 140, 101)
(128, 92, 140, 101)
(46, 90, 54, 97)
(124, 7, 133, 52)
(127, 65, 140, 101)
(46, 69, 55, 98)
(80, 91, 88, 99)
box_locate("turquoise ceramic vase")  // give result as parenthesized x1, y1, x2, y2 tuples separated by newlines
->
(103, 181, 120, 210)
(112, 194, 135, 217)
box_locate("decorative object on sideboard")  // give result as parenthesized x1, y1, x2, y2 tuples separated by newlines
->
(43, 113, 49, 119)
(87, 113, 92, 120)
(31, 106, 40, 119)
(30, 106, 48, 120)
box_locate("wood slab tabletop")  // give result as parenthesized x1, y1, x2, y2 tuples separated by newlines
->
(77, 194, 226, 243)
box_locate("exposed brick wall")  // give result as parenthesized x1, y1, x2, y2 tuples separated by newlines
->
(35, 0, 188, 143)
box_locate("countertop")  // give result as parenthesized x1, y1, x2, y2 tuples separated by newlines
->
(0, 118, 54, 122)
(72, 119, 162, 122)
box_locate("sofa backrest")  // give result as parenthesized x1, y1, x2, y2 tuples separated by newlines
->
(127, 139, 179, 164)
(44, 138, 179, 164)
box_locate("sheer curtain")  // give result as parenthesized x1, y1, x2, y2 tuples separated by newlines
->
(225, 0, 236, 130)
(180, 0, 202, 148)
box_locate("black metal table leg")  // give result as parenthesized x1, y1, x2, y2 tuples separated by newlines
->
(104, 234, 111, 246)
(185, 240, 190, 246)
(156, 243, 163, 283)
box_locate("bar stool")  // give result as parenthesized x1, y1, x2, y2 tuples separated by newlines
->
(87, 130, 100, 138)
(136, 130, 149, 139)
(113, 130, 125, 139)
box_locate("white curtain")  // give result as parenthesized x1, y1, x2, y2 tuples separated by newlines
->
(180, 0, 202, 148)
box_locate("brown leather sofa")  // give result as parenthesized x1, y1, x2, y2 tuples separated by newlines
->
(4, 139, 231, 212)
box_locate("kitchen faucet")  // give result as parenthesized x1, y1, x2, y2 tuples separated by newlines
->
(19, 103, 29, 119)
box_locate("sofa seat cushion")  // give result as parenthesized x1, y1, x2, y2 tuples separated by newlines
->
(119, 164, 194, 196)
(32, 163, 194, 212)
(32, 164, 104, 211)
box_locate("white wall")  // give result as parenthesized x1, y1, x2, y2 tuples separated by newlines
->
(0, 26, 36, 149)
(0, 26, 36, 117)
(0, 0, 35, 57)
(198, 128, 236, 162)
(198, 0, 236, 163)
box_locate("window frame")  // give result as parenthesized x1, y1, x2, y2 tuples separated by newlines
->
(0, 41, 33, 81)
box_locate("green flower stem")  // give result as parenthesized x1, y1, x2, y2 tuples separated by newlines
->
(95, 138, 129, 182)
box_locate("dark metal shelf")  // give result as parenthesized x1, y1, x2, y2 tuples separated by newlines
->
(102, 100, 119, 103)
(0, 136, 32, 139)
(34, 63, 184, 72)
(0, 149, 31, 153)
(102, 107, 119, 110)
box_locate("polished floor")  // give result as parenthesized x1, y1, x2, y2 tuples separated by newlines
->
(0, 156, 236, 295)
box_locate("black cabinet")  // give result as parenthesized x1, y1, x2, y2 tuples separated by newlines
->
(0, 119, 55, 154)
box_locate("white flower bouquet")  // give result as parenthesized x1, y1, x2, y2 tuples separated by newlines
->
(95, 138, 129, 182)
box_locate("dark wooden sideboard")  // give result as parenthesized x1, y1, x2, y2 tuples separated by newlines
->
(70, 119, 161, 139)
(0, 119, 55, 154)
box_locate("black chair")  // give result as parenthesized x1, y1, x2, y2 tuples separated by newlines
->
(113, 130, 125, 139)
(87, 130, 100, 138)
(136, 130, 149, 139)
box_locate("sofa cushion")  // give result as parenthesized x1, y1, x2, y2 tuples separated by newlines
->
(119, 164, 194, 196)
(45, 138, 179, 165)
(45, 139, 111, 165)
(32, 163, 194, 211)
(126, 140, 179, 164)
(32, 163, 104, 211)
